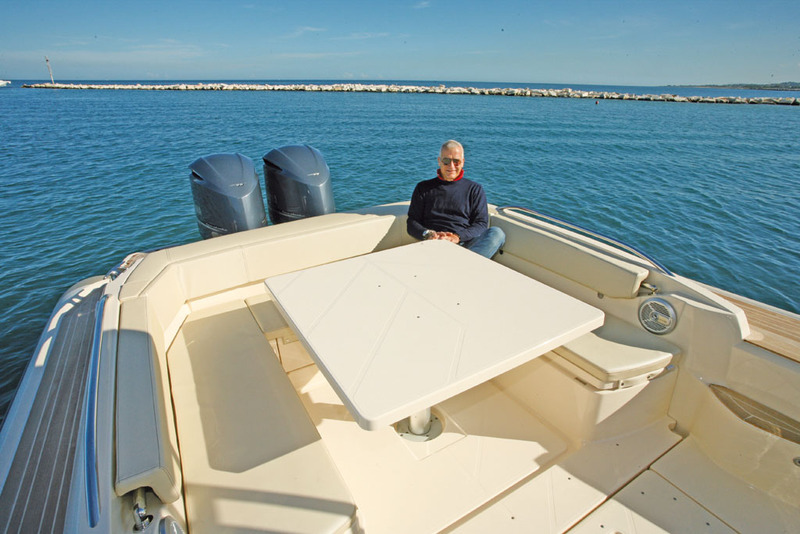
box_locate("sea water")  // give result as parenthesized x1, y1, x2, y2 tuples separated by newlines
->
(1, 81, 799, 426)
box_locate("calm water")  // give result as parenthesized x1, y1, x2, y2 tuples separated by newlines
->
(1, 80, 799, 426)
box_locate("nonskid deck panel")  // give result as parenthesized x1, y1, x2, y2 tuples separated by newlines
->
(0, 286, 102, 534)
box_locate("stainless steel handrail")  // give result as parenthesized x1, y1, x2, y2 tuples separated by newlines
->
(105, 252, 145, 280)
(498, 205, 674, 276)
(84, 293, 108, 527)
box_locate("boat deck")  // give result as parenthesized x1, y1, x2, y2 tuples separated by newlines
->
(0, 285, 103, 533)
(262, 300, 800, 533)
(721, 293, 800, 363)
(242, 292, 683, 532)
(276, 337, 682, 533)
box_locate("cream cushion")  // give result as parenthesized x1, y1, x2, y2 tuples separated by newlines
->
(554, 316, 679, 389)
(168, 301, 357, 534)
(115, 296, 183, 503)
(491, 213, 649, 298)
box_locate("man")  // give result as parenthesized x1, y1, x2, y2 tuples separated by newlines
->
(407, 140, 505, 259)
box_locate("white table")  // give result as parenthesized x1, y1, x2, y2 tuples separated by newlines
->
(266, 240, 604, 431)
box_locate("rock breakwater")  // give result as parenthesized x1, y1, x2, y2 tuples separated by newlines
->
(22, 82, 799, 106)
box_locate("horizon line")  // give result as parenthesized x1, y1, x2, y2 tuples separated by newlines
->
(3, 77, 800, 88)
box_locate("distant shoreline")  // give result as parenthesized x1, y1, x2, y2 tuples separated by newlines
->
(22, 82, 800, 106)
(677, 82, 800, 92)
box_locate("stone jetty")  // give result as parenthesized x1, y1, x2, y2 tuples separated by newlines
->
(22, 82, 799, 106)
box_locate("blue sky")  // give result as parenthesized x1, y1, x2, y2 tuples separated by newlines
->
(1, 0, 798, 85)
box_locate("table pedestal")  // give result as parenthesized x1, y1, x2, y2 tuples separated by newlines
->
(408, 408, 432, 435)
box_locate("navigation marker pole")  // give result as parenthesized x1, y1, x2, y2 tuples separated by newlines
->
(45, 56, 54, 84)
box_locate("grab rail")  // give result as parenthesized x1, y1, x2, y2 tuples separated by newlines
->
(498, 205, 674, 276)
(84, 293, 109, 527)
(106, 252, 145, 280)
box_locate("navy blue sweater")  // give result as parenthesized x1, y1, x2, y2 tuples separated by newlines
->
(407, 174, 489, 242)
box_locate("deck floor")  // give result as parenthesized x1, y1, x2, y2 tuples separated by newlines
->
(250, 292, 799, 533)
(0, 285, 102, 533)
(273, 335, 680, 534)
(289, 362, 568, 533)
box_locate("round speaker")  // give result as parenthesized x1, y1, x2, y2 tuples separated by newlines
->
(638, 298, 677, 335)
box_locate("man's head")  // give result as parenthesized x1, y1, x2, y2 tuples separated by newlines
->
(438, 139, 464, 181)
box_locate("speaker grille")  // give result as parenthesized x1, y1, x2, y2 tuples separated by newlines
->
(639, 298, 677, 334)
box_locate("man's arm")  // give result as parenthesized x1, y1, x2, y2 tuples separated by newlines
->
(406, 184, 428, 240)
(455, 184, 489, 242)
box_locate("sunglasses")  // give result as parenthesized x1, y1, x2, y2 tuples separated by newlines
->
(441, 157, 462, 166)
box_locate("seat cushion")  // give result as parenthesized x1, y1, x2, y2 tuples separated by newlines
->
(168, 301, 357, 534)
(115, 297, 182, 503)
(554, 316, 678, 386)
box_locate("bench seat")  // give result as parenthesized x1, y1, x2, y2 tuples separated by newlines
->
(553, 316, 679, 390)
(113, 211, 411, 529)
(116, 295, 183, 503)
(168, 301, 357, 534)
(491, 211, 650, 299)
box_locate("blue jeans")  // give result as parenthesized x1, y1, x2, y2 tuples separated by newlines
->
(462, 227, 506, 259)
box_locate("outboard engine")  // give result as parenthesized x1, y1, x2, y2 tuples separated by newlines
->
(189, 153, 267, 239)
(263, 145, 335, 224)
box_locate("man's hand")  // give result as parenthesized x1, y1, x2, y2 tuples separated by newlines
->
(433, 231, 460, 244)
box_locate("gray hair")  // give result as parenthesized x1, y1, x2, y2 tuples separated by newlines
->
(440, 139, 463, 154)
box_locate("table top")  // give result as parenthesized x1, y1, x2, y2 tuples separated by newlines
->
(266, 240, 604, 430)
